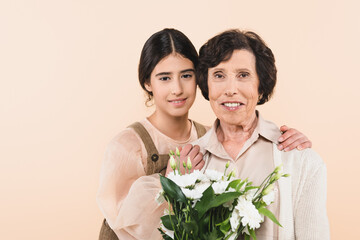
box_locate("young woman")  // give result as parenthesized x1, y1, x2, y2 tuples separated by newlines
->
(96, 28, 312, 240)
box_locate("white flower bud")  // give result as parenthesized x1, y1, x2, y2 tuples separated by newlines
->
(175, 147, 180, 157)
(187, 157, 192, 170)
(170, 155, 176, 170)
(263, 184, 274, 196)
(226, 161, 230, 169)
(274, 163, 283, 173)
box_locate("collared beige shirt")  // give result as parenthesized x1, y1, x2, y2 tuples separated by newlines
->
(193, 112, 282, 239)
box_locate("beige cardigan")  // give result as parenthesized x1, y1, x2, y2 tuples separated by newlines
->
(273, 144, 330, 239)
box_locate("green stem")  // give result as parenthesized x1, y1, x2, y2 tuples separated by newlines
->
(165, 195, 179, 240)
(254, 172, 274, 198)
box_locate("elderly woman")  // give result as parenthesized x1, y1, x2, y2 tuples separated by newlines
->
(191, 30, 330, 239)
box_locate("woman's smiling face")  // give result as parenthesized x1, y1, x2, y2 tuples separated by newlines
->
(208, 49, 259, 126)
(145, 53, 196, 118)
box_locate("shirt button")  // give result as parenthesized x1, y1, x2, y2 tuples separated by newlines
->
(151, 154, 159, 162)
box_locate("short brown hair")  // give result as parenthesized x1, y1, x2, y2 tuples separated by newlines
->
(196, 29, 277, 105)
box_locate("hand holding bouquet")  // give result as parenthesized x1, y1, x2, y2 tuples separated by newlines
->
(156, 148, 288, 240)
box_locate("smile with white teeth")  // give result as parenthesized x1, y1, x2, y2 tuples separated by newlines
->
(172, 100, 184, 103)
(223, 102, 242, 107)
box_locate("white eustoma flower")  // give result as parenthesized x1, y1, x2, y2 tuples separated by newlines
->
(226, 232, 237, 240)
(155, 190, 165, 205)
(245, 188, 257, 201)
(167, 171, 176, 180)
(167, 172, 198, 188)
(235, 197, 263, 230)
(222, 199, 234, 210)
(190, 170, 205, 182)
(242, 225, 250, 235)
(181, 188, 203, 200)
(262, 190, 275, 205)
(160, 223, 174, 238)
(212, 180, 230, 194)
(229, 208, 241, 232)
(205, 169, 223, 182)
(194, 181, 211, 194)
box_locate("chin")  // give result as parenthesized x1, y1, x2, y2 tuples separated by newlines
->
(169, 109, 190, 118)
(218, 114, 244, 126)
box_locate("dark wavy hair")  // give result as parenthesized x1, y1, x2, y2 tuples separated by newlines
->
(196, 29, 277, 105)
(138, 28, 198, 104)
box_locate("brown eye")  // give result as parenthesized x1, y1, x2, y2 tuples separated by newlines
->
(159, 76, 170, 81)
(214, 73, 224, 79)
(239, 72, 249, 78)
(181, 73, 193, 79)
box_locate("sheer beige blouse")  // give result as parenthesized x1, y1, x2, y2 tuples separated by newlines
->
(96, 118, 203, 239)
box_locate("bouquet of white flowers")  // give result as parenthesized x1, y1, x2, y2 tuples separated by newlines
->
(156, 148, 288, 240)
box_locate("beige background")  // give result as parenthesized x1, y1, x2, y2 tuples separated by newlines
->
(1, 0, 359, 239)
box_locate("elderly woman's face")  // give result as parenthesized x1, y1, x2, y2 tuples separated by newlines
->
(208, 49, 259, 126)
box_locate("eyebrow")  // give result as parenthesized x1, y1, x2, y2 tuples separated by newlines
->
(211, 68, 250, 72)
(155, 68, 195, 77)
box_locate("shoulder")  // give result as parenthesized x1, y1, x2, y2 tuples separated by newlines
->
(106, 125, 144, 157)
(282, 148, 326, 181)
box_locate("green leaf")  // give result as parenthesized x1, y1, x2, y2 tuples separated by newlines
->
(228, 179, 246, 192)
(244, 234, 250, 240)
(218, 218, 231, 235)
(195, 186, 242, 218)
(249, 228, 257, 240)
(182, 220, 199, 236)
(245, 186, 259, 192)
(160, 175, 187, 203)
(204, 229, 218, 240)
(161, 215, 178, 230)
(258, 207, 282, 227)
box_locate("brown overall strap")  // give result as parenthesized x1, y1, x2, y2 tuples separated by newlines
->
(193, 121, 207, 138)
(128, 122, 159, 159)
(128, 122, 169, 175)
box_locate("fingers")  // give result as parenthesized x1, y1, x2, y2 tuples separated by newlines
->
(278, 128, 312, 151)
(278, 131, 302, 151)
(192, 151, 204, 169)
(179, 144, 193, 157)
(187, 145, 201, 163)
(177, 146, 182, 153)
(178, 144, 205, 173)
(278, 128, 297, 143)
(280, 135, 307, 151)
(193, 156, 205, 171)
(279, 125, 289, 133)
(180, 144, 200, 162)
(296, 140, 312, 150)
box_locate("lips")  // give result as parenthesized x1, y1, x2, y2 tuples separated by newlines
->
(168, 98, 187, 106)
(221, 101, 244, 110)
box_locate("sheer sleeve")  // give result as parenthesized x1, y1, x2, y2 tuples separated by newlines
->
(96, 129, 165, 239)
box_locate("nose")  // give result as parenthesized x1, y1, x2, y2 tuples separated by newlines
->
(224, 77, 237, 97)
(171, 77, 183, 96)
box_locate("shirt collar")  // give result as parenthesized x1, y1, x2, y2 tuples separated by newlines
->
(202, 111, 281, 160)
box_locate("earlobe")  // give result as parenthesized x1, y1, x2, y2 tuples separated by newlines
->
(145, 82, 152, 92)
